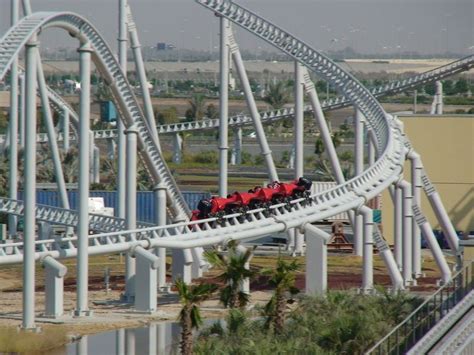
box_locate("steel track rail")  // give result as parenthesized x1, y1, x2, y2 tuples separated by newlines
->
(0, 12, 189, 219)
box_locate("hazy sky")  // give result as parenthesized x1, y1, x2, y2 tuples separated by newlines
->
(1, 0, 473, 56)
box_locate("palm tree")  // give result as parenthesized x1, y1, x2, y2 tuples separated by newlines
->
(175, 278, 217, 355)
(263, 81, 290, 109)
(187, 93, 206, 121)
(262, 256, 300, 333)
(204, 241, 256, 309)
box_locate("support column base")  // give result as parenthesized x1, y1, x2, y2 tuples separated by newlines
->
(120, 294, 135, 304)
(73, 309, 93, 317)
(18, 325, 42, 333)
(158, 285, 172, 294)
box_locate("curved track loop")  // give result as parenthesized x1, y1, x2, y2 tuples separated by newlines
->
(0, 3, 408, 269)
(0, 12, 189, 219)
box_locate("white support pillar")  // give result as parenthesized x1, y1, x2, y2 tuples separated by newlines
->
(62, 107, 70, 152)
(75, 41, 93, 317)
(421, 171, 460, 258)
(93, 145, 100, 184)
(303, 224, 330, 295)
(116, 0, 127, 223)
(126, 329, 136, 355)
(107, 138, 116, 160)
(76, 335, 88, 355)
(123, 125, 138, 302)
(38, 222, 52, 241)
(359, 206, 374, 292)
(293, 62, 305, 256)
(43, 256, 67, 318)
(134, 246, 159, 313)
(154, 184, 168, 290)
(218, 16, 230, 197)
(408, 151, 423, 278)
(172, 248, 193, 284)
(231, 127, 242, 165)
(229, 33, 278, 182)
(22, 35, 38, 330)
(393, 185, 403, 268)
(191, 247, 207, 279)
(435, 81, 443, 115)
(116, 329, 125, 355)
(8, 0, 19, 239)
(236, 244, 251, 294)
(287, 146, 295, 169)
(412, 205, 451, 284)
(398, 180, 415, 286)
(353, 109, 365, 257)
(19, 74, 25, 149)
(172, 133, 183, 164)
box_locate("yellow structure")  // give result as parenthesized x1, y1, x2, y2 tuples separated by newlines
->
(381, 115, 474, 244)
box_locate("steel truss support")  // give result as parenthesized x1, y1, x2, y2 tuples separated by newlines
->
(8, 0, 19, 238)
(22, 35, 38, 330)
(303, 223, 330, 295)
(218, 16, 230, 197)
(43, 256, 67, 318)
(123, 125, 138, 302)
(228, 31, 278, 182)
(75, 41, 93, 317)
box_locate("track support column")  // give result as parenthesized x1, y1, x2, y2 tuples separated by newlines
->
(154, 184, 168, 291)
(22, 35, 39, 330)
(43, 256, 67, 318)
(398, 180, 415, 286)
(409, 151, 423, 278)
(62, 107, 70, 152)
(359, 206, 374, 292)
(303, 224, 330, 295)
(172, 133, 183, 164)
(172, 248, 193, 284)
(8, 0, 19, 239)
(231, 127, 242, 165)
(123, 125, 138, 302)
(75, 41, 93, 317)
(293, 62, 305, 255)
(134, 246, 159, 313)
(393, 185, 403, 268)
(353, 109, 365, 256)
(218, 16, 230, 197)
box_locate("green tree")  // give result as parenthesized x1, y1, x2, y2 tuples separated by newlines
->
(205, 103, 218, 119)
(314, 137, 325, 162)
(455, 78, 469, 94)
(187, 93, 206, 120)
(175, 278, 217, 355)
(204, 242, 256, 309)
(263, 81, 290, 109)
(262, 256, 300, 333)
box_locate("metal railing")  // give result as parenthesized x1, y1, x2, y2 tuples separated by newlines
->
(366, 260, 474, 354)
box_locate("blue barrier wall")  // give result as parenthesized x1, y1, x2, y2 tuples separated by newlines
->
(18, 190, 211, 223)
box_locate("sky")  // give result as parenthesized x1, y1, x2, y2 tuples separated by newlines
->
(0, 0, 473, 56)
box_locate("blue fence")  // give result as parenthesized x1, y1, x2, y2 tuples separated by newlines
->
(18, 190, 210, 224)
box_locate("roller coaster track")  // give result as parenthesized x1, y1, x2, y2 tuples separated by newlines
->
(0, 0, 410, 288)
(0, 197, 152, 233)
(12, 53, 472, 146)
(0, 12, 189, 220)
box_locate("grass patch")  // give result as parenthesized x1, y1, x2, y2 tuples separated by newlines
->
(0, 326, 68, 354)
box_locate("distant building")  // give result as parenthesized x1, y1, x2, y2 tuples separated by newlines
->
(157, 42, 175, 51)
